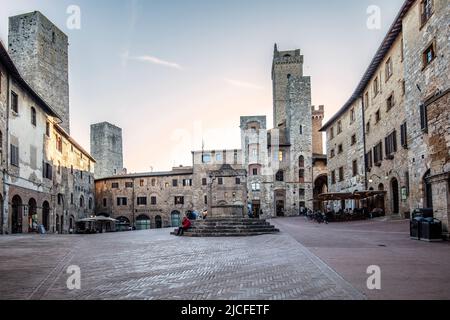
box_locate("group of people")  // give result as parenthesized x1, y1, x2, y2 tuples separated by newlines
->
(175, 210, 208, 236)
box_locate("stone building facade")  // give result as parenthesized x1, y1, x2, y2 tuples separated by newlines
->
(46, 124, 96, 233)
(402, 0, 450, 235)
(90, 122, 124, 179)
(322, 98, 366, 209)
(95, 149, 246, 229)
(321, 0, 449, 235)
(95, 167, 194, 229)
(0, 12, 95, 235)
(8, 11, 70, 133)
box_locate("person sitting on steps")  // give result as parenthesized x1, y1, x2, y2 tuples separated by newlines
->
(176, 215, 192, 236)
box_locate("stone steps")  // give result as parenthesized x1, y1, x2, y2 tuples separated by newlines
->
(180, 231, 279, 237)
(190, 226, 275, 231)
(186, 227, 278, 233)
(171, 218, 280, 237)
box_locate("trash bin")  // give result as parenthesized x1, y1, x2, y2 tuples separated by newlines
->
(410, 217, 424, 240)
(412, 208, 434, 219)
(421, 218, 443, 242)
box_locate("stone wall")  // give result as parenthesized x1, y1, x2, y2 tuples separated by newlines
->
(8, 11, 70, 133)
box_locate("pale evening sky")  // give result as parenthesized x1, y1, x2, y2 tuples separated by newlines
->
(0, 0, 405, 173)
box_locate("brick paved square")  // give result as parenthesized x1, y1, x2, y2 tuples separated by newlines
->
(1, 218, 449, 300)
(0, 228, 364, 300)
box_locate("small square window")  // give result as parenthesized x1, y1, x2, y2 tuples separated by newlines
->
(423, 43, 436, 68)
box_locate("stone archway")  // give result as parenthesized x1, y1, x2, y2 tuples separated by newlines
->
(69, 215, 75, 233)
(275, 190, 286, 217)
(42, 201, 50, 232)
(377, 184, 386, 214)
(136, 215, 151, 230)
(12, 195, 23, 234)
(313, 174, 328, 211)
(28, 198, 37, 233)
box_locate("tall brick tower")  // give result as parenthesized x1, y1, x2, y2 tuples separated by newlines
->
(8, 11, 70, 133)
(311, 105, 325, 155)
(90, 122, 124, 179)
(272, 43, 303, 128)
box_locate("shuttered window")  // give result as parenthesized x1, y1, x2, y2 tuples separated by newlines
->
(10, 144, 19, 167)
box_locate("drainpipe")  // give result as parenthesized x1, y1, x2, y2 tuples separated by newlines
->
(2, 72, 12, 234)
(361, 95, 368, 191)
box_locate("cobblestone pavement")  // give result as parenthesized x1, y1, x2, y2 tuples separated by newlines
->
(272, 217, 450, 300)
(0, 229, 365, 300)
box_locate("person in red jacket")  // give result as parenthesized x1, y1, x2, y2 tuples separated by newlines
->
(176, 216, 192, 236)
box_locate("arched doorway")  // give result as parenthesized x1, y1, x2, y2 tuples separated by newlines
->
(313, 175, 328, 211)
(42, 201, 50, 232)
(171, 211, 181, 227)
(28, 198, 37, 233)
(423, 170, 433, 209)
(55, 215, 60, 234)
(155, 215, 162, 229)
(136, 215, 151, 230)
(391, 178, 400, 214)
(61, 214, 64, 234)
(69, 215, 75, 233)
(275, 190, 286, 217)
(116, 216, 130, 232)
(12, 195, 23, 234)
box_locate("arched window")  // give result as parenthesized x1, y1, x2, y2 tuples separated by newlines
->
(299, 156, 305, 168)
(79, 195, 84, 208)
(88, 198, 93, 210)
(31, 107, 36, 126)
(276, 170, 284, 182)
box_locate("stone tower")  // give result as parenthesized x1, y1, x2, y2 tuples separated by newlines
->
(311, 105, 325, 155)
(272, 44, 303, 128)
(90, 122, 124, 179)
(8, 11, 70, 133)
(241, 45, 319, 218)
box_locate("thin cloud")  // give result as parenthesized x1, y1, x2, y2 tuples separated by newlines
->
(121, 51, 183, 70)
(224, 78, 263, 90)
(133, 55, 183, 70)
